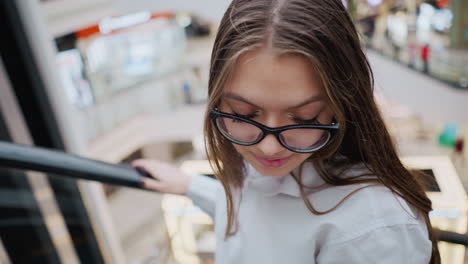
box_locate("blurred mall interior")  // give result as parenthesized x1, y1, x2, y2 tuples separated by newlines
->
(0, 0, 467, 263)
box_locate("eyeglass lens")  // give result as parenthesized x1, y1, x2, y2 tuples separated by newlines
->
(215, 116, 330, 151)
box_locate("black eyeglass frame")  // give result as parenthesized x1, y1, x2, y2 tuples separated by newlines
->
(210, 109, 340, 153)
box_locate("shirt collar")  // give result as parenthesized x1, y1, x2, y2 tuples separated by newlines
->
(243, 161, 325, 198)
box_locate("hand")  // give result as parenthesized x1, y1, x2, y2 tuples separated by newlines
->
(132, 159, 192, 195)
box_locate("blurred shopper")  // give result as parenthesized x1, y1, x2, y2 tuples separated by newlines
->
(386, 8, 408, 61)
(408, 41, 418, 68)
(359, 14, 377, 42)
(408, 34, 418, 68)
(421, 43, 430, 73)
(454, 138, 465, 167)
(133, 0, 439, 263)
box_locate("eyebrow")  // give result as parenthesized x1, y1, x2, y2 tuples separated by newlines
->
(223, 92, 324, 109)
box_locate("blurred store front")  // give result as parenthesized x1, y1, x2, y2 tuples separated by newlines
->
(352, 0, 468, 88)
(0, 0, 215, 263)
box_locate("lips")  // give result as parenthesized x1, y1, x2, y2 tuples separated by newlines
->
(254, 155, 291, 168)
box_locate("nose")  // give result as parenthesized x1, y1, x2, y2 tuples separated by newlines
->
(256, 133, 286, 157)
(254, 115, 288, 156)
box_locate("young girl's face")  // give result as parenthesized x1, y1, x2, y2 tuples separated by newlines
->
(219, 48, 334, 177)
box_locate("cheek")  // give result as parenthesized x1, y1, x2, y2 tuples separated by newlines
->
(231, 144, 251, 158)
(290, 153, 312, 166)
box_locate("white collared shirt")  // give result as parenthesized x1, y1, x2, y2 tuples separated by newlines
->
(187, 161, 432, 264)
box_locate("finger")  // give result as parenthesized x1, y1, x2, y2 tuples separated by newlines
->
(142, 178, 163, 192)
(135, 167, 153, 179)
(131, 160, 160, 180)
(138, 167, 160, 181)
(131, 159, 151, 168)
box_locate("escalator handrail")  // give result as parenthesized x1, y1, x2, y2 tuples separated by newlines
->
(436, 229, 468, 246)
(0, 140, 147, 189)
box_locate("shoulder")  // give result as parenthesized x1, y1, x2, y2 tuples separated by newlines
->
(317, 220, 432, 263)
(307, 161, 425, 231)
(311, 184, 432, 263)
(298, 161, 427, 230)
(314, 183, 426, 236)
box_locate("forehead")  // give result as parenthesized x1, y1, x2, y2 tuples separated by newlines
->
(224, 48, 324, 110)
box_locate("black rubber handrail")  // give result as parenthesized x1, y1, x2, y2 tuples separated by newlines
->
(0, 140, 149, 189)
(0, 140, 468, 246)
(436, 229, 468, 246)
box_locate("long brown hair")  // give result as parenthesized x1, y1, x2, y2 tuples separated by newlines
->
(204, 0, 440, 262)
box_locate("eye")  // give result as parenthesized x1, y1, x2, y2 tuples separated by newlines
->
(232, 110, 261, 120)
(231, 115, 247, 123)
(293, 117, 320, 125)
(287, 113, 320, 124)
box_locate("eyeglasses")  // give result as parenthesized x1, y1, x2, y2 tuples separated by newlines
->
(210, 109, 339, 153)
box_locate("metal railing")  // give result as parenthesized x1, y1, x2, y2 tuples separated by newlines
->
(0, 140, 467, 246)
(0, 140, 149, 189)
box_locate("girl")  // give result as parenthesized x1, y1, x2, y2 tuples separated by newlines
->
(133, 0, 440, 263)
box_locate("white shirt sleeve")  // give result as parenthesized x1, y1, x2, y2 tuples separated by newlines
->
(186, 174, 221, 219)
(316, 223, 432, 264)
